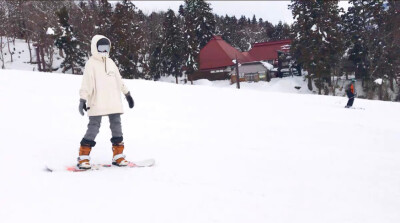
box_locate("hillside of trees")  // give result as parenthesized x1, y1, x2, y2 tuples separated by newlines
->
(0, 0, 399, 101)
(0, 0, 290, 78)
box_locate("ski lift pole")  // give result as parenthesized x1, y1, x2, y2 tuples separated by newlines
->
(235, 55, 240, 89)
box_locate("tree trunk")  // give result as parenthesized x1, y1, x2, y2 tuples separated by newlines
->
(40, 46, 46, 71)
(317, 72, 322, 95)
(7, 37, 13, 62)
(71, 62, 75, 74)
(48, 46, 54, 72)
(36, 46, 42, 71)
(390, 77, 394, 91)
(0, 36, 5, 69)
(307, 75, 313, 91)
(27, 38, 32, 63)
(175, 75, 178, 84)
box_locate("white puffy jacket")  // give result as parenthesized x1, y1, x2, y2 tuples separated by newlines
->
(79, 35, 129, 116)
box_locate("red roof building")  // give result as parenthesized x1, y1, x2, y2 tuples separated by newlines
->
(247, 39, 291, 62)
(193, 36, 291, 81)
(199, 36, 253, 70)
(199, 36, 291, 71)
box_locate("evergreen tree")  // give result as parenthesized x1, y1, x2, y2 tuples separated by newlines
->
(147, 12, 166, 80)
(110, 0, 142, 79)
(95, 0, 113, 35)
(264, 20, 275, 40)
(254, 18, 268, 43)
(181, 0, 216, 79)
(55, 6, 85, 74)
(271, 21, 284, 41)
(236, 15, 251, 51)
(195, 0, 216, 49)
(219, 15, 235, 46)
(251, 15, 257, 25)
(271, 21, 291, 41)
(290, 0, 344, 94)
(385, 0, 400, 94)
(136, 9, 148, 78)
(162, 9, 184, 84)
(342, 0, 384, 85)
(258, 18, 263, 25)
(226, 16, 241, 49)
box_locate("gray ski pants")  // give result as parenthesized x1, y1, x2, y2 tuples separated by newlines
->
(83, 114, 123, 141)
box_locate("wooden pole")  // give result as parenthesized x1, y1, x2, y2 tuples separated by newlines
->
(235, 55, 240, 89)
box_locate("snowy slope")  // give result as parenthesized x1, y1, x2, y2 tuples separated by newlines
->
(0, 69, 399, 223)
(1, 38, 63, 72)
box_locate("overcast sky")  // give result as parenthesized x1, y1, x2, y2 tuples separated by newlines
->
(131, 1, 350, 25)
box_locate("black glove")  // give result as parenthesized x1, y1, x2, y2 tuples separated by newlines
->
(125, 92, 134, 108)
(79, 99, 87, 116)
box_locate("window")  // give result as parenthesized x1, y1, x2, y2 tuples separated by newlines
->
(211, 69, 224, 73)
(245, 73, 257, 82)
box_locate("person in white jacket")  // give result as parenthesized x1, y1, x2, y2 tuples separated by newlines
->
(77, 35, 134, 169)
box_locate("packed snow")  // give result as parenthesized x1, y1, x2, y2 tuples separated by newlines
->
(0, 69, 399, 223)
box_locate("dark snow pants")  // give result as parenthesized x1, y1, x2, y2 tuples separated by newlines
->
(346, 91, 355, 107)
(81, 114, 123, 147)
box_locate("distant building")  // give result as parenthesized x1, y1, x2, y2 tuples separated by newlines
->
(194, 36, 292, 81)
(191, 36, 253, 81)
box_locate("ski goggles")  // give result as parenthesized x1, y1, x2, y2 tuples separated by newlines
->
(97, 44, 110, 53)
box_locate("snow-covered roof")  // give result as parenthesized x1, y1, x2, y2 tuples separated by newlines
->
(260, 61, 273, 70)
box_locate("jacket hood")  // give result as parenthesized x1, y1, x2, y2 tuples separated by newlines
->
(91, 35, 111, 59)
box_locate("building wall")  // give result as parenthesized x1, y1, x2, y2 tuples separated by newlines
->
(191, 70, 230, 81)
(230, 63, 272, 83)
(237, 64, 269, 74)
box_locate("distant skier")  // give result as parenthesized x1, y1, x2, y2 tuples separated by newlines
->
(345, 79, 356, 108)
(77, 35, 134, 169)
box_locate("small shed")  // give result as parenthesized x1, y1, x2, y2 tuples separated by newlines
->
(230, 61, 274, 83)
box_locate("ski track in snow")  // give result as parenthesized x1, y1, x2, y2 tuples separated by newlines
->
(0, 69, 400, 223)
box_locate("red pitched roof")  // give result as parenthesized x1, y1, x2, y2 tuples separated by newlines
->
(242, 51, 256, 62)
(199, 36, 251, 70)
(248, 39, 291, 61)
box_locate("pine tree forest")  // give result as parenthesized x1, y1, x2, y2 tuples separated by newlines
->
(0, 0, 399, 101)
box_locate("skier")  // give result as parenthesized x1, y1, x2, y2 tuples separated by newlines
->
(345, 79, 356, 108)
(77, 35, 134, 169)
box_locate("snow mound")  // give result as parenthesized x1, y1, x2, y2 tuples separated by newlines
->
(193, 79, 214, 86)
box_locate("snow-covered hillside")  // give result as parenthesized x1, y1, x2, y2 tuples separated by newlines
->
(0, 69, 399, 223)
